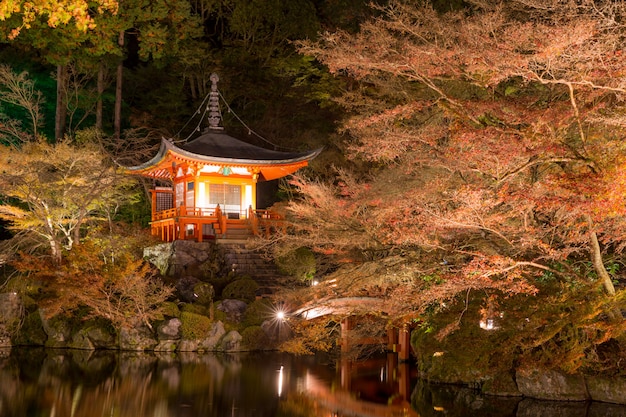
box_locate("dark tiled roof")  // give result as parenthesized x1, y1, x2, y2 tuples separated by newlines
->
(180, 129, 317, 161)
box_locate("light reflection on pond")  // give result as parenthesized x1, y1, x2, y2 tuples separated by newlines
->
(0, 348, 625, 417)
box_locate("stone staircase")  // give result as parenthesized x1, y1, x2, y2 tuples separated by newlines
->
(219, 242, 294, 296)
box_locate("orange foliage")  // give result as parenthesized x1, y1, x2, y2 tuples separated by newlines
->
(12, 239, 173, 330)
(274, 1, 626, 333)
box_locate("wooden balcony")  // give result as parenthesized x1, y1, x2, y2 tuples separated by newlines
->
(150, 205, 284, 242)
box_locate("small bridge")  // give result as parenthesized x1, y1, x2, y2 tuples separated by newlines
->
(293, 297, 414, 361)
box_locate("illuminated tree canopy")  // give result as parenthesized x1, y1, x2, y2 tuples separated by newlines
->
(268, 0, 626, 364)
(0, 0, 119, 39)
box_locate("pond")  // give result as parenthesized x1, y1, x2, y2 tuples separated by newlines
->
(0, 347, 625, 417)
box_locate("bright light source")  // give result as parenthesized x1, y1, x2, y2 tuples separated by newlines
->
(276, 310, 286, 320)
(479, 319, 498, 330)
(311, 280, 319, 286)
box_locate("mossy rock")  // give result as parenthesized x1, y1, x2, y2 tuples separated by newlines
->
(221, 279, 258, 303)
(14, 310, 46, 346)
(192, 282, 214, 306)
(180, 303, 208, 316)
(160, 301, 181, 318)
(180, 311, 213, 340)
(411, 295, 515, 385)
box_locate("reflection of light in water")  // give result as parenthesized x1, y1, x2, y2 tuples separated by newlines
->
(278, 366, 284, 397)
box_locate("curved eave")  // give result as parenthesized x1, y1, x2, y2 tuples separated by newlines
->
(123, 138, 322, 181)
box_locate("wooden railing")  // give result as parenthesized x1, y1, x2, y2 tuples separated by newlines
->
(247, 208, 285, 237)
(151, 205, 285, 241)
(152, 206, 217, 221)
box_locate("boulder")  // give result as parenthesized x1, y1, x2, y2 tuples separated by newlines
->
(154, 340, 178, 352)
(39, 310, 73, 348)
(217, 299, 247, 323)
(157, 318, 182, 341)
(70, 324, 116, 350)
(0, 293, 23, 347)
(13, 311, 46, 346)
(481, 371, 522, 397)
(119, 326, 158, 351)
(143, 243, 174, 276)
(515, 368, 589, 401)
(145, 241, 219, 277)
(176, 276, 202, 303)
(193, 282, 215, 306)
(198, 321, 227, 351)
(154, 319, 181, 352)
(220, 330, 243, 352)
(586, 375, 626, 405)
(178, 320, 226, 352)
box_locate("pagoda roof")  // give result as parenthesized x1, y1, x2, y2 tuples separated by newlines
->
(124, 128, 322, 181)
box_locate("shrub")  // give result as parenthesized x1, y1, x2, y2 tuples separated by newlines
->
(180, 303, 207, 316)
(221, 278, 258, 303)
(241, 326, 269, 351)
(180, 311, 212, 340)
(160, 301, 181, 318)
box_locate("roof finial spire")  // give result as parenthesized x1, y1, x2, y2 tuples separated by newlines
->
(207, 73, 223, 130)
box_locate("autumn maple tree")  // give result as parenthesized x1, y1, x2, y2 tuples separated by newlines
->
(0, 139, 135, 264)
(266, 0, 626, 363)
(0, 0, 119, 39)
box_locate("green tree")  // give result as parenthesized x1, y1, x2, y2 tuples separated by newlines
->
(0, 0, 119, 39)
(1, 0, 202, 140)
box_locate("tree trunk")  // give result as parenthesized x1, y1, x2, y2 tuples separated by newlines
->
(188, 73, 197, 100)
(114, 31, 125, 139)
(96, 61, 105, 131)
(49, 237, 62, 265)
(55, 64, 68, 141)
(585, 214, 616, 296)
(585, 214, 622, 322)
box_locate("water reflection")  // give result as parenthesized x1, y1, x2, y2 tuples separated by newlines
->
(0, 348, 625, 417)
(0, 348, 293, 417)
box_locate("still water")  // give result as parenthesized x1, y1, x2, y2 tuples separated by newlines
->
(0, 347, 625, 417)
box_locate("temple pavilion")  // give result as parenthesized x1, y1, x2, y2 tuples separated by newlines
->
(125, 74, 321, 242)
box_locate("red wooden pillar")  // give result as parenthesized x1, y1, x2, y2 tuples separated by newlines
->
(150, 190, 157, 221)
(179, 220, 186, 240)
(387, 327, 398, 352)
(398, 325, 411, 362)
